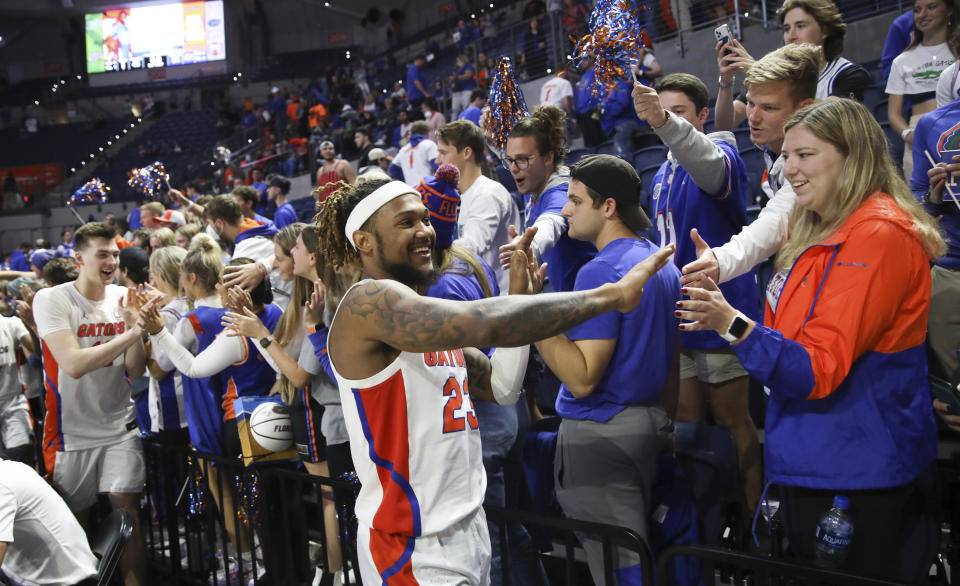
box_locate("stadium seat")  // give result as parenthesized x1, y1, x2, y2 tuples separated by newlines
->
(862, 86, 885, 111)
(594, 141, 616, 155)
(565, 147, 593, 166)
(739, 146, 764, 178)
(638, 163, 663, 208)
(633, 146, 668, 173)
(92, 509, 134, 586)
(873, 99, 890, 125)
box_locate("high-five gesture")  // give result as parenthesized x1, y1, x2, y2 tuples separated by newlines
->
(508, 226, 546, 296)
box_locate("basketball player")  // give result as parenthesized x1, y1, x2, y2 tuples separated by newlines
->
(316, 178, 675, 584)
(32, 221, 147, 586)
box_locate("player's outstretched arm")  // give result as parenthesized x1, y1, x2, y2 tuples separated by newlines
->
(42, 328, 142, 379)
(340, 244, 676, 353)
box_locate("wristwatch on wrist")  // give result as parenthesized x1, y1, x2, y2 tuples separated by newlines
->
(901, 128, 912, 141)
(720, 311, 750, 343)
(260, 335, 274, 350)
(718, 76, 734, 89)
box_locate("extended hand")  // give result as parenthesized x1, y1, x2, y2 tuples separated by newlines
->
(137, 296, 164, 336)
(612, 244, 675, 313)
(225, 286, 255, 314)
(676, 275, 738, 334)
(223, 262, 267, 291)
(680, 228, 720, 286)
(498, 224, 527, 269)
(221, 307, 270, 339)
(632, 84, 667, 128)
(304, 280, 327, 327)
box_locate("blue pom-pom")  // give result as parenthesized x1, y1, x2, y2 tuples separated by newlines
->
(69, 178, 111, 206)
(128, 161, 170, 198)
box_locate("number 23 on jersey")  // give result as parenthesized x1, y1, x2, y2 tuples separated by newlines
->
(442, 376, 479, 433)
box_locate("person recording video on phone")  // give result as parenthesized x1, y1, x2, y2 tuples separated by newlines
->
(714, 0, 870, 132)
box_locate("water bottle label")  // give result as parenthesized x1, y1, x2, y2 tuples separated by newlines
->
(815, 525, 851, 549)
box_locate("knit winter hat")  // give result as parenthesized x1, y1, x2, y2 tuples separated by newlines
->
(416, 164, 461, 249)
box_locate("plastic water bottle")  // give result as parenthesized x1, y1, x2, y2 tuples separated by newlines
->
(813, 495, 854, 568)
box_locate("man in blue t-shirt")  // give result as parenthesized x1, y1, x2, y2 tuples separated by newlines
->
(406, 54, 429, 109)
(635, 73, 763, 512)
(532, 153, 680, 585)
(498, 105, 597, 293)
(458, 89, 485, 127)
(267, 175, 297, 228)
(451, 54, 477, 120)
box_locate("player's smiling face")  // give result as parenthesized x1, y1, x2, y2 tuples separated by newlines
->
(366, 193, 438, 286)
(77, 237, 120, 284)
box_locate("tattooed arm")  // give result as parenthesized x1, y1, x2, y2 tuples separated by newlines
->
(463, 348, 494, 403)
(338, 244, 675, 354)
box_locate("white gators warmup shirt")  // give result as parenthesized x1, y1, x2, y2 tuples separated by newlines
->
(34, 283, 137, 455)
(0, 316, 29, 398)
(330, 285, 486, 542)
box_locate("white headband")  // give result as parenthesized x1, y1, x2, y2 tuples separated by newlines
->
(345, 181, 420, 249)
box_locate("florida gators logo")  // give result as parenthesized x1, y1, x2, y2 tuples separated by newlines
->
(938, 121, 960, 154)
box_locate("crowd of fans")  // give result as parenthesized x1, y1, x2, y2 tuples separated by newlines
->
(2, 0, 960, 584)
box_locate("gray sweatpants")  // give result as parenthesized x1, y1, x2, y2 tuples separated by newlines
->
(555, 405, 672, 584)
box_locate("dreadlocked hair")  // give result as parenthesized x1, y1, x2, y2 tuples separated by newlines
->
(313, 177, 392, 270)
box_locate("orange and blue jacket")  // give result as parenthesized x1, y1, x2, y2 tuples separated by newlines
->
(734, 193, 937, 490)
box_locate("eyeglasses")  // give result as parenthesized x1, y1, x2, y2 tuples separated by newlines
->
(502, 155, 536, 171)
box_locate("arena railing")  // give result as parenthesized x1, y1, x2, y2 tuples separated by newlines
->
(656, 544, 915, 586)
(140, 437, 657, 585)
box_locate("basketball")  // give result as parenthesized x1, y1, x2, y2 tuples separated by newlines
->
(249, 402, 294, 453)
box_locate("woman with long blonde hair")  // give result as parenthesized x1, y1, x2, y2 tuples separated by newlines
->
(678, 99, 943, 581)
(145, 246, 190, 438)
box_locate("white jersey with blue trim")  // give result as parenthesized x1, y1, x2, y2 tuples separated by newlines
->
(147, 296, 190, 432)
(329, 282, 486, 539)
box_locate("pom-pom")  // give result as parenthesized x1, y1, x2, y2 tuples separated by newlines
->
(434, 164, 461, 190)
(572, 0, 648, 97)
(69, 178, 110, 206)
(127, 161, 170, 198)
(486, 57, 530, 153)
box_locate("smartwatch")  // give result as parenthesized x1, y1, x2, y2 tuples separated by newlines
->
(260, 335, 274, 350)
(720, 312, 750, 343)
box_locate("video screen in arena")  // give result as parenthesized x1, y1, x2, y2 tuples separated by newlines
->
(84, 1, 225, 74)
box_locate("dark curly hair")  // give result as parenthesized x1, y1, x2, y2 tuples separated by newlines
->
(508, 105, 568, 168)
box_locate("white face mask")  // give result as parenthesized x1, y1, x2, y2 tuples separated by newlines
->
(205, 223, 220, 240)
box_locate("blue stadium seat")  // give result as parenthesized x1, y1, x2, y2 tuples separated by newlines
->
(739, 146, 764, 178)
(594, 141, 616, 155)
(638, 163, 662, 212)
(862, 86, 885, 111)
(632, 146, 668, 174)
(565, 147, 593, 166)
(873, 99, 890, 125)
